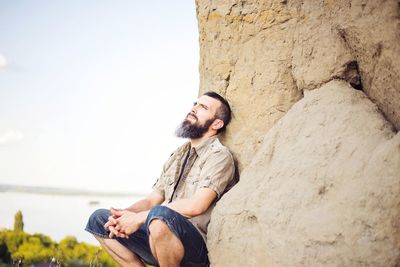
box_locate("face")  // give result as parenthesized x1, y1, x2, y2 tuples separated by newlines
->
(175, 95, 223, 139)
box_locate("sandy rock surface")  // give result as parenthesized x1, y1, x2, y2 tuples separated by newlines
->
(195, 0, 400, 265)
(207, 80, 400, 266)
(196, 0, 400, 168)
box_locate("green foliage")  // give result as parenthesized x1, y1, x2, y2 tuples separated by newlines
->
(0, 231, 11, 263)
(0, 230, 118, 267)
(13, 211, 24, 232)
(3, 231, 27, 254)
(12, 236, 55, 265)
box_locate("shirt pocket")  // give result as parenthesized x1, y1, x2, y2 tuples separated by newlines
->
(183, 174, 201, 198)
(186, 165, 201, 184)
(186, 174, 200, 185)
(164, 175, 176, 198)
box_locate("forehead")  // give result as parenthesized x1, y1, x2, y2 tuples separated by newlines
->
(197, 95, 221, 111)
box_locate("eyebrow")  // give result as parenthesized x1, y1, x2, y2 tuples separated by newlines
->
(193, 102, 209, 110)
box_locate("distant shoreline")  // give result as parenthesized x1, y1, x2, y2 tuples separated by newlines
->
(0, 184, 146, 198)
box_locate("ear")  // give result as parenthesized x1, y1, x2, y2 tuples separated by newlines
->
(211, 119, 224, 131)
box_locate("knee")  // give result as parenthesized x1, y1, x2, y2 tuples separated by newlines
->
(148, 205, 167, 215)
(88, 208, 110, 224)
(147, 205, 174, 222)
(148, 219, 170, 240)
(86, 208, 111, 234)
(147, 206, 177, 240)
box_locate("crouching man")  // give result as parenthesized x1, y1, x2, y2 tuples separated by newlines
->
(85, 92, 236, 267)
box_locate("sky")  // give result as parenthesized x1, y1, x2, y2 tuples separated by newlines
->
(0, 1, 200, 194)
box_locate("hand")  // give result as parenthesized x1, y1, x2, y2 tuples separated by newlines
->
(104, 207, 129, 238)
(115, 210, 146, 236)
(110, 207, 124, 218)
(104, 207, 122, 229)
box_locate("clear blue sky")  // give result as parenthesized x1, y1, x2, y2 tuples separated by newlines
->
(0, 1, 199, 193)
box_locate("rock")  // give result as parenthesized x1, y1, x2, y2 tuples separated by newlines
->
(289, 0, 400, 129)
(207, 80, 400, 266)
(195, 0, 400, 265)
(196, 0, 303, 169)
(196, 0, 400, 169)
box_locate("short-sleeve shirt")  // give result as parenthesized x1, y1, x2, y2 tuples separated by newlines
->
(152, 135, 235, 241)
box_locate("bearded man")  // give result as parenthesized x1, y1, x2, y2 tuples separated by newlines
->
(85, 91, 236, 267)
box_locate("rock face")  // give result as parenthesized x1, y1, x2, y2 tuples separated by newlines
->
(207, 80, 400, 266)
(195, 0, 400, 266)
(196, 0, 400, 168)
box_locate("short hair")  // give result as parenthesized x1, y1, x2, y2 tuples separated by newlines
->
(203, 91, 232, 134)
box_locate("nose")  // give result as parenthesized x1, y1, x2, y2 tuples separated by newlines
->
(191, 103, 199, 114)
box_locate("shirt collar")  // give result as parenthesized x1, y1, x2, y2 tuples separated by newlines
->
(191, 135, 218, 157)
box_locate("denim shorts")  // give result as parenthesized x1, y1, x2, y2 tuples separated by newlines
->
(85, 205, 209, 267)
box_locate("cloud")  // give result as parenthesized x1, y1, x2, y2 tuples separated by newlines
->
(0, 53, 7, 68)
(0, 129, 24, 145)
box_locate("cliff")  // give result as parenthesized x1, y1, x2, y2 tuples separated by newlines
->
(195, 0, 400, 266)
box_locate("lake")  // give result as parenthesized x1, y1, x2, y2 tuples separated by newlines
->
(0, 192, 141, 245)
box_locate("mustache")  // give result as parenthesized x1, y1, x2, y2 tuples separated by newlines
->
(186, 113, 198, 120)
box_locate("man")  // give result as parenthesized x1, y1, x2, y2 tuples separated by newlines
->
(85, 91, 236, 267)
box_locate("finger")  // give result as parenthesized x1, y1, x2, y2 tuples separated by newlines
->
(110, 207, 123, 217)
(119, 232, 129, 238)
(109, 225, 127, 239)
(104, 218, 116, 229)
(117, 232, 127, 238)
(107, 215, 117, 223)
(108, 226, 119, 238)
(108, 229, 114, 239)
(108, 226, 114, 238)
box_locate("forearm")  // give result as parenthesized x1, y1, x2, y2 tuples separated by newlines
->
(165, 188, 217, 218)
(134, 210, 150, 226)
(125, 198, 153, 213)
(125, 191, 165, 213)
(165, 198, 203, 218)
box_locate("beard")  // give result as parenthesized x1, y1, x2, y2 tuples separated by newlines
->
(175, 114, 215, 139)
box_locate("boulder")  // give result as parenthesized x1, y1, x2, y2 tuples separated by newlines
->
(207, 80, 400, 266)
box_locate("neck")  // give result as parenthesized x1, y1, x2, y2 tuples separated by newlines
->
(190, 132, 217, 147)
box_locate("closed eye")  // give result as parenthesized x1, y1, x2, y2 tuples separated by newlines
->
(193, 102, 209, 110)
(200, 104, 208, 110)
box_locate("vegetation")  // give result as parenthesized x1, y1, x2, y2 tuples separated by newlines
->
(13, 211, 23, 232)
(0, 211, 118, 267)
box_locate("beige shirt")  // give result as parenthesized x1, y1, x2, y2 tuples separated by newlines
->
(152, 135, 236, 241)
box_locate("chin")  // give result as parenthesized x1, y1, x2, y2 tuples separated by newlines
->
(185, 118, 197, 124)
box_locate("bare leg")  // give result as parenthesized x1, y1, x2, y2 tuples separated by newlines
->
(95, 236, 145, 267)
(148, 219, 184, 267)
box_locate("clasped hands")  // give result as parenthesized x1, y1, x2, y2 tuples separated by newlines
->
(104, 208, 144, 239)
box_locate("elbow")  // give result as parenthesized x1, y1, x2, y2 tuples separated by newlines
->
(189, 204, 208, 217)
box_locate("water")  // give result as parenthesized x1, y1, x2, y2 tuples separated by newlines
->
(0, 192, 141, 245)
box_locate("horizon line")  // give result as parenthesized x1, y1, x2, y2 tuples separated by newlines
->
(0, 183, 147, 197)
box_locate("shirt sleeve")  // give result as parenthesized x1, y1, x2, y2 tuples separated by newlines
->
(152, 151, 176, 197)
(198, 149, 235, 199)
(152, 170, 166, 196)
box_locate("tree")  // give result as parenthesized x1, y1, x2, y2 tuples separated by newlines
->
(13, 211, 24, 232)
(0, 228, 118, 266)
(0, 231, 11, 263)
(12, 236, 55, 265)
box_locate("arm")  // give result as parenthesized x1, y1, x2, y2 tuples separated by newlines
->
(125, 190, 165, 212)
(166, 187, 217, 218)
(112, 189, 216, 237)
(105, 190, 164, 238)
(110, 209, 150, 238)
(165, 148, 235, 218)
